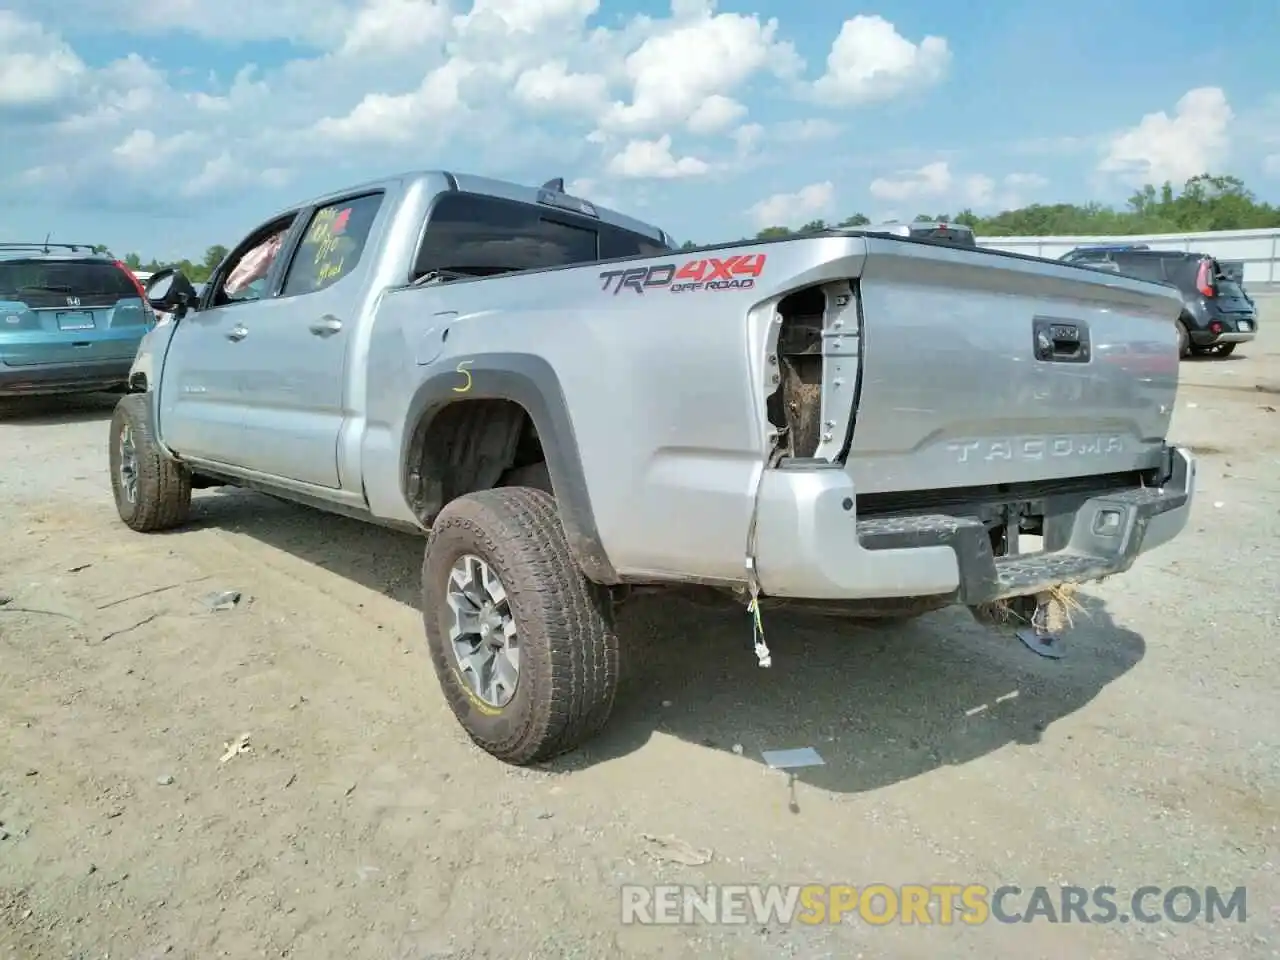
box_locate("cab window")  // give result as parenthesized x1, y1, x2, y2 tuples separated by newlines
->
(211, 215, 297, 308)
(412, 192, 668, 280)
(281, 193, 384, 297)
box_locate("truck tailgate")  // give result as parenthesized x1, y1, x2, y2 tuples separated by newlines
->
(846, 242, 1182, 494)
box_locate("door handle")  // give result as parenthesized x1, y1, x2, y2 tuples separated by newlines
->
(310, 316, 343, 336)
(226, 325, 248, 342)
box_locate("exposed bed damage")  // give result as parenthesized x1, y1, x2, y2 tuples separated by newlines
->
(764, 281, 861, 464)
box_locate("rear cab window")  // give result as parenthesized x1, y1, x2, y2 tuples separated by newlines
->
(0, 258, 142, 308)
(412, 191, 670, 280)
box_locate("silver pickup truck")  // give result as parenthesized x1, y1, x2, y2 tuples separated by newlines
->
(112, 170, 1195, 765)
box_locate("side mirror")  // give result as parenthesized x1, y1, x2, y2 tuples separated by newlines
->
(144, 267, 198, 320)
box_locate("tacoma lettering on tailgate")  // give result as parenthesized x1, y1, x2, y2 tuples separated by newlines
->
(598, 253, 766, 295)
(947, 436, 1126, 463)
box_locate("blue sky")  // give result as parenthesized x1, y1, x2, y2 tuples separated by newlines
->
(1, 0, 1276, 260)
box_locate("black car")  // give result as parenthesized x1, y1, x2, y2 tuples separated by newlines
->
(1059, 248, 1256, 359)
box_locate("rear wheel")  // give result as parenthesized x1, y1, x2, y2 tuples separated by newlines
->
(109, 393, 192, 532)
(1176, 318, 1191, 359)
(421, 487, 619, 765)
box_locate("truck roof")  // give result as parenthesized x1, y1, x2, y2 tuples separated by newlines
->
(271, 170, 672, 249)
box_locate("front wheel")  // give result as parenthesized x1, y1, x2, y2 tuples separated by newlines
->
(109, 394, 192, 532)
(421, 487, 620, 765)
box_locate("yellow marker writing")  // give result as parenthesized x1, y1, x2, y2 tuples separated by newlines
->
(453, 360, 474, 393)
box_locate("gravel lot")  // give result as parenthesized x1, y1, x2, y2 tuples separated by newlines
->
(1, 303, 1277, 960)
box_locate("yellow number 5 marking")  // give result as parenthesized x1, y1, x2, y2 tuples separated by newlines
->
(453, 360, 474, 393)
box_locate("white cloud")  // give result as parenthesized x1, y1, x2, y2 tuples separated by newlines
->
(513, 61, 609, 115)
(748, 181, 834, 228)
(311, 58, 477, 143)
(181, 152, 290, 198)
(1098, 87, 1233, 186)
(0, 10, 85, 107)
(0, 2, 962, 226)
(813, 15, 949, 106)
(869, 161, 952, 202)
(339, 0, 450, 56)
(606, 135, 709, 179)
(4, 0, 358, 46)
(869, 161, 1045, 210)
(110, 129, 200, 171)
(775, 118, 842, 142)
(596, 5, 802, 136)
(686, 95, 747, 135)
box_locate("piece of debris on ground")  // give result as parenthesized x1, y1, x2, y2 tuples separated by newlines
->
(219, 733, 252, 763)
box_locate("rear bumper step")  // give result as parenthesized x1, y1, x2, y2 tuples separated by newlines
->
(750, 446, 1195, 603)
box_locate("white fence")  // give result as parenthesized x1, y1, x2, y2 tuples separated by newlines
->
(976, 227, 1280, 287)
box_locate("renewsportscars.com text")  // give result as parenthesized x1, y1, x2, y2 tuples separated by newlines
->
(620, 883, 1247, 926)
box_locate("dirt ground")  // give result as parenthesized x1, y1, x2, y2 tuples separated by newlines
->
(2, 306, 1278, 960)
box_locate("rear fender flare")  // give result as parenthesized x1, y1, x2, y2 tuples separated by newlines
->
(400, 352, 618, 584)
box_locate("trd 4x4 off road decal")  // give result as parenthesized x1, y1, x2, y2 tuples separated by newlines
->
(598, 253, 767, 295)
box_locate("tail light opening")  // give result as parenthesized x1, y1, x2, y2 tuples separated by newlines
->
(764, 280, 863, 465)
(1196, 259, 1215, 298)
(114, 260, 147, 300)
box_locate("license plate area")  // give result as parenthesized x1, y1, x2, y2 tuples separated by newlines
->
(1237, 319, 1253, 332)
(56, 311, 95, 331)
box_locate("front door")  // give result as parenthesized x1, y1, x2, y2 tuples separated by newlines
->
(232, 191, 387, 488)
(158, 216, 297, 464)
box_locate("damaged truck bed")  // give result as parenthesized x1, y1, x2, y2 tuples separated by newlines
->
(115, 169, 1195, 764)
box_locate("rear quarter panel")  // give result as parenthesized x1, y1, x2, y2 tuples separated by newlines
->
(360, 235, 870, 583)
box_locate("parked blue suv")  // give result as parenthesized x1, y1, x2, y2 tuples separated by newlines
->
(0, 243, 155, 397)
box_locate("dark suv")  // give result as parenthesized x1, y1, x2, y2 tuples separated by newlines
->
(1060, 247, 1256, 358)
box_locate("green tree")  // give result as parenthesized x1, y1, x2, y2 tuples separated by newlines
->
(203, 245, 230, 273)
(754, 226, 793, 240)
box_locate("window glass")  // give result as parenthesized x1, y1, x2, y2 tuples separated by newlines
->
(413, 192, 668, 278)
(211, 215, 297, 307)
(282, 193, 383, 296)
(1112, 255, 1164, 282)
(0, 259, 140, 308)
(599, 226, 670, 260)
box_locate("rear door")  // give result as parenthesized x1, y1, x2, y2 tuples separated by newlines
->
(231, 190, 387, 488)
(0, 258, 151, 367)
(1206, 259, 1254, 315)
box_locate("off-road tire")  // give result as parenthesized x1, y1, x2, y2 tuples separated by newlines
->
(1176, 318, 1191, 359)
(421, 487, 620, 765)
(109, 393, 192, 532)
